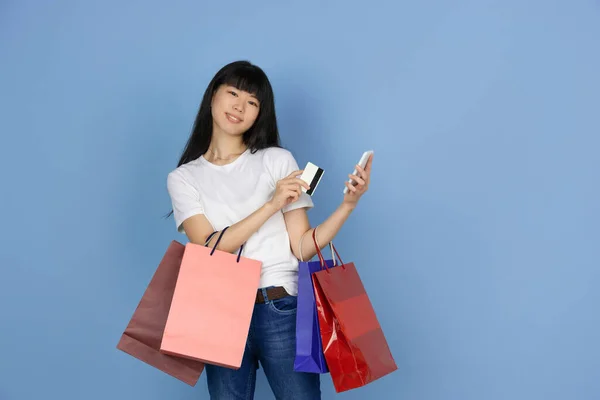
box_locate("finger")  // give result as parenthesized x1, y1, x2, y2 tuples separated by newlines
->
(292, 185, 302, 196)
(286, 186, 301, 196)
(286, 170, 304, 179)
(348, 174, 365, 186)
(284, 179, 310, 191)
(345, 181, 357, 193)
(286, 190, 300, 202)
(365, 154, 373, 173)
(356, 164, 370, 183)
(294, 178, 311, 191)
(356, 164, 370, 177)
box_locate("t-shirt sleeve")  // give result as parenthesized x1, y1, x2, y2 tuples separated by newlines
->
(166, 170, 206, 233)
(266, 148, 314, 213)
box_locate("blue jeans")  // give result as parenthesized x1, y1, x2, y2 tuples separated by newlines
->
(206, 288, 321, 399)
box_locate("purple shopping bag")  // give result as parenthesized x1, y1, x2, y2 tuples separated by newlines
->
(294, 228, 340, 373)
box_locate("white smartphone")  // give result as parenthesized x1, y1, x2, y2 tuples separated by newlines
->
(343, 150, 373, 194)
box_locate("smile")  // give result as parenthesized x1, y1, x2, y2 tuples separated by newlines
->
(225, 113, 243, 123)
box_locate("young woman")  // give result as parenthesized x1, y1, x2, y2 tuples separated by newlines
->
(166, 60, 373, 399)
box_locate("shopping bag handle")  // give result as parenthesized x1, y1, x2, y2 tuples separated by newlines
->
(312, 227, 344, 272)
(204, 231, 218, 246)
(209, 226, 245, 263)
(298, 226, 335, 263)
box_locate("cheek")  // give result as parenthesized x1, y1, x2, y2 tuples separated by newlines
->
(245, 108, 260, 126)
(212, 96, 222, 111)
(211, 99, 228, 122)
(210, 106, 221, 125)
(211, 92, 229, 112)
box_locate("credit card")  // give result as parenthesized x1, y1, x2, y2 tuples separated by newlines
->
(300, 162, 324, 196)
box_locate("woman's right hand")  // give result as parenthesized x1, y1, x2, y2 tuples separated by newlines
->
(267, 170, 310, 211)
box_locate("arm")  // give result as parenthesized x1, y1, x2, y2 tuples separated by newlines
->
(181, 202, 279, 252)
(180, 169, 311, 252)
(285, 153, 374, 260)
(284, 203, 355, 261)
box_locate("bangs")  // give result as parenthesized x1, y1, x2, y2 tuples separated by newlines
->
(221, 65, 270, 104)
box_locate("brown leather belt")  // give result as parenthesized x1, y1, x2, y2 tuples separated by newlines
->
(255, 286, 289, 304)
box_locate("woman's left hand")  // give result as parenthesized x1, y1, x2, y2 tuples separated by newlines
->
(342, 153, 373, 207)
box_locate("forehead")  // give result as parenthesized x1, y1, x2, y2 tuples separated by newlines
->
(222, 73, 265, 101)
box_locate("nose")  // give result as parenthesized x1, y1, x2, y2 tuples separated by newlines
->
(233, 101, 244, 114)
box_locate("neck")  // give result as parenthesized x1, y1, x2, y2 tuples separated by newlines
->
(205, 128, 247, 161)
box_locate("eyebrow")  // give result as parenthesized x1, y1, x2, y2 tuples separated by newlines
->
(228, 86, 259, 100)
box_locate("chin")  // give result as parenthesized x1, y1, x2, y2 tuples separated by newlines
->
(213, 114, 252, 136)
(218, 122, 250, 137)
(223, 126, 247, 137)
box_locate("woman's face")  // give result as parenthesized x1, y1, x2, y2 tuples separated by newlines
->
(211, 84, 260, 137)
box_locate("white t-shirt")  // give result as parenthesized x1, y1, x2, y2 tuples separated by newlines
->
(166, 146, 313, 296)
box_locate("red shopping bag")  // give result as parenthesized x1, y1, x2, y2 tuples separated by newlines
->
(160, 226, 262, 369)
(311, 229, 398, 392)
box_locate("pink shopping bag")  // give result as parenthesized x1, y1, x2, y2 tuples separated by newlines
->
(160, 226, 262, 369)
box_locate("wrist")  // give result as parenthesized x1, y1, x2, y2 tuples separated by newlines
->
(263, 200, 280, 215)
(340, 201, 356, 213)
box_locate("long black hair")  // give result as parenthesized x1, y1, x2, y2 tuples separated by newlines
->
(177, 60, 281, 167)
(165, 60, 281, 218)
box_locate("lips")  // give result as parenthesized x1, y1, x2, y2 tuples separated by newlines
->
(225, 112, 243, 124)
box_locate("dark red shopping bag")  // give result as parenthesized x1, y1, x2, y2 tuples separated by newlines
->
(116, 240, 208, 385)
(311, 229, 398, 392)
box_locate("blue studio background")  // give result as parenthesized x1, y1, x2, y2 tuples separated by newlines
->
(1, 1, 599, 399)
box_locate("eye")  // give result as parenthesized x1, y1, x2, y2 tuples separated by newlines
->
(248, 100, 259, 107)
(228, 90, 238, 97)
